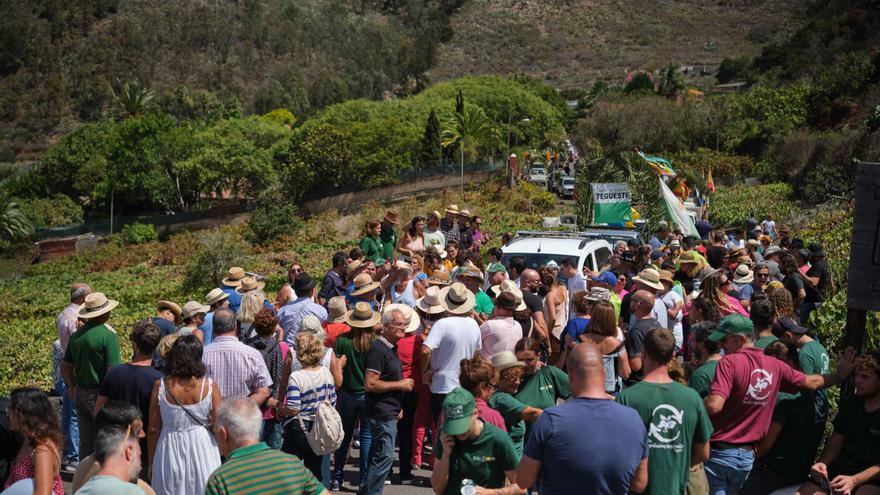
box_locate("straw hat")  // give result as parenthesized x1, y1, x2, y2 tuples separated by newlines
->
(428, 210, 442, 221)
(632, 268, 664, 291)
(676, 251, 700, 265)
(458, 209, 471, 219)
(502, 286, 528, 311)
(416, 286, 446, 315)
(384, 304, 421, 333)
(345, 301, 381, 328)
(346, 260, 364, 276)
(586, 287, 611, 302)
(426, 270, 451, 286)
(455, 268, 484, 283)
(491, 351, 525, 371)
(182, 301, 210, 319)
(658, 270, 675, 285)
(157, 300, 182, 321)
(445, 204, 460, 215)
(222, 267, 246, 287)
(235, 276, 266, 295)
(350, 273, 381, 296)
(78, 292, 119, 319)
(439, 282, 476, 315)
(488, 279, 518, 299)
(327, 296, 348, 324)
(383, 211, 400, 225)
(733, 264, 754, 284)
(205, 288, 229, 307)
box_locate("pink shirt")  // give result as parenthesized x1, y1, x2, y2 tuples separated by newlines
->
(479, 317, 522, 360)
(476, 398, 507, 432)
(709, 347, 805, 444)
(721, 295, 749, 317)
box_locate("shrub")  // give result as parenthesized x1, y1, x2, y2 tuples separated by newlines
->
(119, 222, 158, 245)
(18, 194, 84, 228)
(182, 227, 248, 293)
(246, 185, 305, 245)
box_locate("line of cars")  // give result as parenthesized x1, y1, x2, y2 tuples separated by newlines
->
(527, 164, 575, 199)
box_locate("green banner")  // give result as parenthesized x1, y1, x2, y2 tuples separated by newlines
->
(592, 183, 632, 225)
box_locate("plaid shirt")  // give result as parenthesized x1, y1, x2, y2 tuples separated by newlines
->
(202, 336, 271, 399)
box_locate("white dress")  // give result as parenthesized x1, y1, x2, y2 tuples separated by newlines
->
(152, 378, 221, 495)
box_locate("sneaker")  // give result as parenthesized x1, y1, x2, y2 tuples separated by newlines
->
(353, 439, 361, 449)
(330, 480, 341, 491)
(385, 479, 391, 485)
(61, 460, 78, 473)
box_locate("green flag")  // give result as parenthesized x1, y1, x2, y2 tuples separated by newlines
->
(592, 183, 632, 225)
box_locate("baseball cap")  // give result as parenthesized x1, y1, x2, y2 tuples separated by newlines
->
(708, 314, 754, 342)
(763, 246, 784, 257)
(590, 271, 617, 286)
(774, 316, 808, 336)
(442, 388, 476, 435)
(486, 262, 507, 274)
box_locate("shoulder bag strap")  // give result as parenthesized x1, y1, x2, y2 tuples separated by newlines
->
(163, 378, 211, 431)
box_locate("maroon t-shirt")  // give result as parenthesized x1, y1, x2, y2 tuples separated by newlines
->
(709, 346, 806, 444)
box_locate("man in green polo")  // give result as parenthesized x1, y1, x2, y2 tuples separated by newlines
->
(456, 268, 494, 323)
(62, 292, 122, 458)
(379, 211, 399, 261)
(207, 398, 328, 495)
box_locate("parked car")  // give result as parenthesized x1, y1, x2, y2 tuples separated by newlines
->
(559, 176, 575, 198)
(528, 166, 548, 188)
(500, 232, 613, 284)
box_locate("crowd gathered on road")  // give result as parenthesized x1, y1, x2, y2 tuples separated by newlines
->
(2, 203, 880, 495)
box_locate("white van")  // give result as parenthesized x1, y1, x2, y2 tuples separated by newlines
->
(500, 232, 614, 283)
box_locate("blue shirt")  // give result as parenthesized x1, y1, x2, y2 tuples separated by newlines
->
(648, 236, 663, 251)
(277, 297, 329, 346)
(524, 398, 648, 495)
(221, 286, 243, 314)
(318, 270, 345, 306)
(563, 317, 590, 343)
(200, 312, 215, 344)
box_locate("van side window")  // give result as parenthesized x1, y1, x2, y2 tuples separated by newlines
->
(585, 253, 596, 272)
(595, 247, 612, 270)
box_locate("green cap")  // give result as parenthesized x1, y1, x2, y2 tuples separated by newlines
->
(442, 388, 475, 435)
(708, 314, 754, 342)
(486, 262, 507, 274)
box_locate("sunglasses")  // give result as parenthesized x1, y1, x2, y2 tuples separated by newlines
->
(756, 273, 770, 278)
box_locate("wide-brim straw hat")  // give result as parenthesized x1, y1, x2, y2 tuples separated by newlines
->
(383, 210, 400, 225)
(78, 292, 119, 319)
(428, 210, 442, 221)
(440, 282, 476, 315)
(235, 276, 266, 295)
(345, 301, 381, 328)
(182, 301, 211, 319)
(384, 304, 421, 333)
(416, 286, 446, 315)
(350, 273, 381, 296)
(346, 259, 364, 276)
(733, 264, 754, 284)
(491, 351, 525, 371)
(205, 288, 229, 306)
(222, 266, 246, 287)
(458, 209, 471, 218)
(327, 296, 348, 324)
(157, 300, 182, 320)
(658, 270, 675, 285)
(488, 279, 518, 299)
(426, 271, 451, 286)
(632, 268, 665, 291)
(445, 204, 460, 215)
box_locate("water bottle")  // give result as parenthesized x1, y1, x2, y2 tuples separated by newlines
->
(461, 479, 476, 495)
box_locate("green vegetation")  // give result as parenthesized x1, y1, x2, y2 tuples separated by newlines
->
(119, 223, 158, 246)
(708, 183, 797, 229)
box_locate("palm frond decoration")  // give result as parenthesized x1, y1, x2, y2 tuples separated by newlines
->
(0, 195, 34, 240)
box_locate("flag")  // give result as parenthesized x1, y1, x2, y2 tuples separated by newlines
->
(659, 177, 700, 238)
(707, 169, 715, 193)
(673, 179, 690, 201)
(637, 149, 675, 176)
(591, 183, 632, 225)
(693, 187, 704, 207)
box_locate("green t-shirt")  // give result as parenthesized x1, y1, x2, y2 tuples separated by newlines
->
(688, 359, 719, 398)
(434, 422, 518, 495)
(487, 392, 527, 459)
(832, 396, 880, 473)
(63, 322, 121, 388)
(379, 227, 397, 260)
(515, 365, 569, 438)
(763, 391, 820, 483)
(800, 339, 830, 422)
(205, 442, 324, 495)
(755, 334, 779, 350)
(617, 381, 713, 495)
(475, 290, 494, 316)
(333, 334, 372, 394)
(358, 235, 384, 263)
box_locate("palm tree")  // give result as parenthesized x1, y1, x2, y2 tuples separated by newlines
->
(112, 80, 155, 118)
(441, 104, 496, 197)
(0, 195, 33, 240)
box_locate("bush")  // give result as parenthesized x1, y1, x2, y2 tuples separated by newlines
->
(18, 194, 84, 228)
(182, 227, 248, 293)
(246, 185, 305, 245)
(119, 222, 158, 245)
(709, 183, 798, 228)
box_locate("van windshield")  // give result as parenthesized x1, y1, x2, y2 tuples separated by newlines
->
(500, 252, 581, 285)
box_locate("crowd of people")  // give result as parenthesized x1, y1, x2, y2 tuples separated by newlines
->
(1, 204, 879, 495)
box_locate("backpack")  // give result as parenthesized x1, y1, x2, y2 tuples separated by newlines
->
(299, 370, 344, 455)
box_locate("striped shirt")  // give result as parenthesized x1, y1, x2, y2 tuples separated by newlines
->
(204, 442, 324, 495)
(202, 336, 271, 399)
(285, 367, 337, 424)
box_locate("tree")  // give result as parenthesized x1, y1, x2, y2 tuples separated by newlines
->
(0, 195, 33, 240)
(419, 108, 443, 167)
(658, 65, 685, 99)
(442, 104, 496, 197)
(624, 71, 655, 94)
(112, 80, 156, 119)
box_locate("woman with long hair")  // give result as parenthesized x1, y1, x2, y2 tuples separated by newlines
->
(699, 271, 748, 318)
(778, 252, 806, 310)
(688, 296, 724, 325)
(358, 219, 384, 264)
(148, 335, 221, 495)
(397, 216, 426, 258)
(2, 388, 64, 495)
(539, 266, 568, 353)
(768, 285, 797, 322)
(330, 307, 378, 490)
(578, 301, 631, 395)
(236, 290, 265, 341)
(458, 356, 507, 431)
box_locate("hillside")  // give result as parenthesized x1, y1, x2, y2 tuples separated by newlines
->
(429, 0, 807, 88)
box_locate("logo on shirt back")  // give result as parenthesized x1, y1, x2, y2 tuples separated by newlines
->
(649, 404, 685, 452)
(746, 369, 774, 403)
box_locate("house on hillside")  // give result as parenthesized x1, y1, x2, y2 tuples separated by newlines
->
(711, 81, 750, 93)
